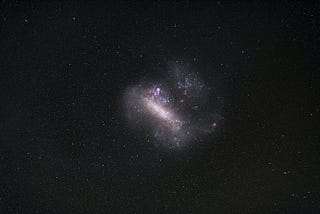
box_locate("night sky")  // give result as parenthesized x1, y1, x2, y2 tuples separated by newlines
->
(1, 1, 320, 213)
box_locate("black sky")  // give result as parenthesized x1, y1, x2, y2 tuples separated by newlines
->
(1, 1, 320, 213)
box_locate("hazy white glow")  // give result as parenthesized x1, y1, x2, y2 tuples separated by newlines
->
(123, 66, 220, 148)
(145, 98, 171, 120)
(143, 98, 181, 132)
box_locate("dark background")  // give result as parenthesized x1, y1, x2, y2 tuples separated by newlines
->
(1, 1, 319, 213)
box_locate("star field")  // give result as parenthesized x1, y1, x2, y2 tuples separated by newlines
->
(1, 1, 320, 213)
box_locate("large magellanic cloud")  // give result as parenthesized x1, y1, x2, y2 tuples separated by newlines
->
(123, 64, 222, 149)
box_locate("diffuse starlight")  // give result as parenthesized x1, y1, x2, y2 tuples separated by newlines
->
(123, 65, 220, 148)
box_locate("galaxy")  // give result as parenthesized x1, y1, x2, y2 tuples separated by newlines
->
(123, 65, 221, 148)
(1, 1, 319, 213)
